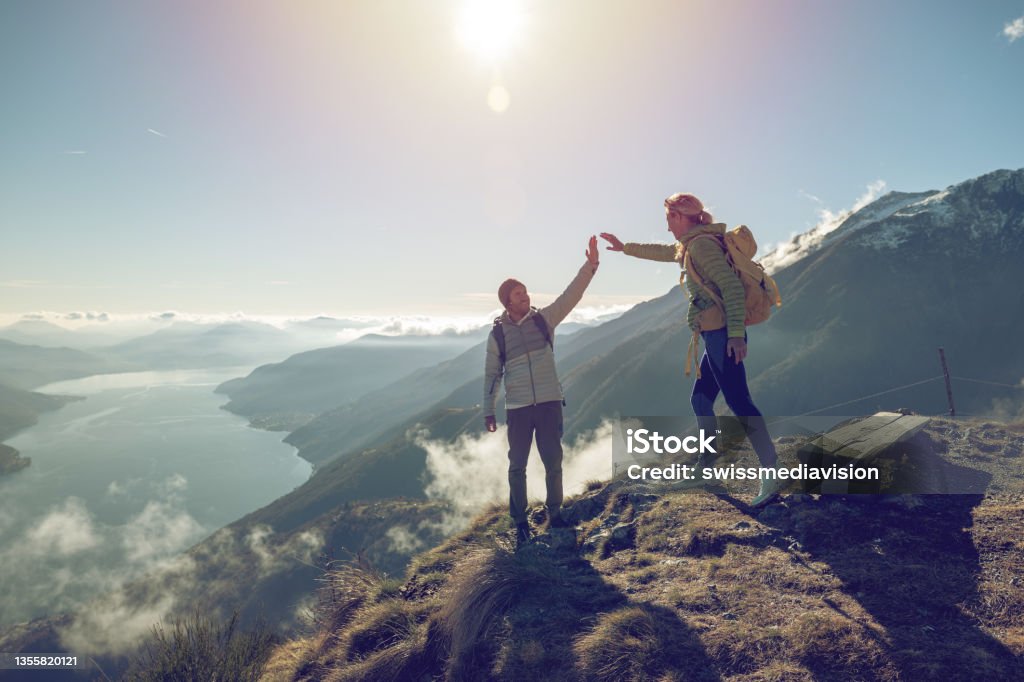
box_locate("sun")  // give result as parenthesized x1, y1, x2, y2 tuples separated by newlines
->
(455, 0, 526, 63)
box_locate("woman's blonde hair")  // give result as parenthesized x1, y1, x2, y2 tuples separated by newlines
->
(665, 192, 713, 225)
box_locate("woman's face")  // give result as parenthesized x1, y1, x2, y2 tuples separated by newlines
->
(666, 209, 695, 240)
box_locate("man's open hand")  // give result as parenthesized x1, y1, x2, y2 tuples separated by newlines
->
(586, 235, 599, 268)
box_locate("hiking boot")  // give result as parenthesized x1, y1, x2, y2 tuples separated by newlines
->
(667, 460, 708, 491)
(515, 522, 532, 548)
(752, 472, 784, 508)
(548, 513, 571, 529)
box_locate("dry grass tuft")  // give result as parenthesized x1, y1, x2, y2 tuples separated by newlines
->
(436, 544, 570, 677)
(574, 606, 715, 681)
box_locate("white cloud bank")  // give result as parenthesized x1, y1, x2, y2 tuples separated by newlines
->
(1004, 16, 1024, 41)
(415, 420, 615, 533)
(0, 477, 207, 655)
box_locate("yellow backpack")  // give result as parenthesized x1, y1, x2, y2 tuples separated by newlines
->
(681, 225, 782, 376)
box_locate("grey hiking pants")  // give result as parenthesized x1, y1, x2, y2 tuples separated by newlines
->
(507, 401, 563, 525)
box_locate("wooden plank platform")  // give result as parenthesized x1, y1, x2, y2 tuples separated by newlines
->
(796, 412, 931, 494)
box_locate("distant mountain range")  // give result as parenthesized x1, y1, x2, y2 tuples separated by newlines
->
(0, 339, 124, 390)
(97, 320, 305, 369)
(215, 331, 487, 431)
(0, 319, 124, 349)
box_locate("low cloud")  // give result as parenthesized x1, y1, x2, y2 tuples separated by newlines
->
(0, 476, 208, 655)
(106, 480, 128, 499)
(24, 498, 99, 556)
(58, 563, 188, 657)
(415, 420, 614, 533)
(989, 386, 1024, 421)
(64, 311, 110, 322)
(122, 500, 205, 562)
(1005, 16, 1024, 42)
(50, 517, 325, 657)
(244, 525, 322, 574)
(563, 304, 634, 326)
(385, 525, 426, 554)
(2, 309, 631, 354)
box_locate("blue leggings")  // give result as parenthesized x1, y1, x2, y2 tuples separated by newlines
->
(690, 329, 777, 468)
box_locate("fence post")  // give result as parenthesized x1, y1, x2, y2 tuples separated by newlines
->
(938, 347, 955, 417)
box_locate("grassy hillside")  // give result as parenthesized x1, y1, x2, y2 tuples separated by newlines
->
(263, 418, 1024, 681)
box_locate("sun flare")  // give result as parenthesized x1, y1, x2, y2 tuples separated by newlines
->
(455, 0, 526, 63)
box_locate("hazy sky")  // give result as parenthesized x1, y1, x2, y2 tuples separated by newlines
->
(3, 0, 1022, 321)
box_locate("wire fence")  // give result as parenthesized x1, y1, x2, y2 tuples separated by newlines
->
(764, 370, 1023, 428)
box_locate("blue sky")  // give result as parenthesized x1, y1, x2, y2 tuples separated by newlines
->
(2, 0, 1022, 322)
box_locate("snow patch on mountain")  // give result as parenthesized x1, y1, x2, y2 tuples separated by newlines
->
(831, 190, 938, 238)
(856, 223, 912, 250)
(892, 189, 954, 225)
(761, 182, 935, 273)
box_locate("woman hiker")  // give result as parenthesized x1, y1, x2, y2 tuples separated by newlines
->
(600, 193, 782, 507)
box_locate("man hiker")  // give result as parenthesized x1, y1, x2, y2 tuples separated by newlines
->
(484, 235, 600, 547)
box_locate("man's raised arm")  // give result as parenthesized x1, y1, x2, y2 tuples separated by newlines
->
(540, 235, 599, 329)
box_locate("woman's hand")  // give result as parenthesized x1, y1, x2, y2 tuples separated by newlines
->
(599, 232, 624, 252)
(727, 337, 748, 364)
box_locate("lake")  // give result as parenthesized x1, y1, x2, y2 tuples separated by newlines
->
(0, 368, 312, 627)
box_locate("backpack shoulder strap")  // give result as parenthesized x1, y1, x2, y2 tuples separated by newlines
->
(682, 236, 726, 309)
(532, 310, 553, 349)
(491, 317, 507, 366)
(492, 311, 552, 368)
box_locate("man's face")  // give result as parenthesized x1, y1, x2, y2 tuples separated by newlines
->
(507, 284, 530, 317)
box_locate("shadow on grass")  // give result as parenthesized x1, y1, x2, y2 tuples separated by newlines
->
(740, 449, 1024, 681)
(442, 539, 722, 681)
